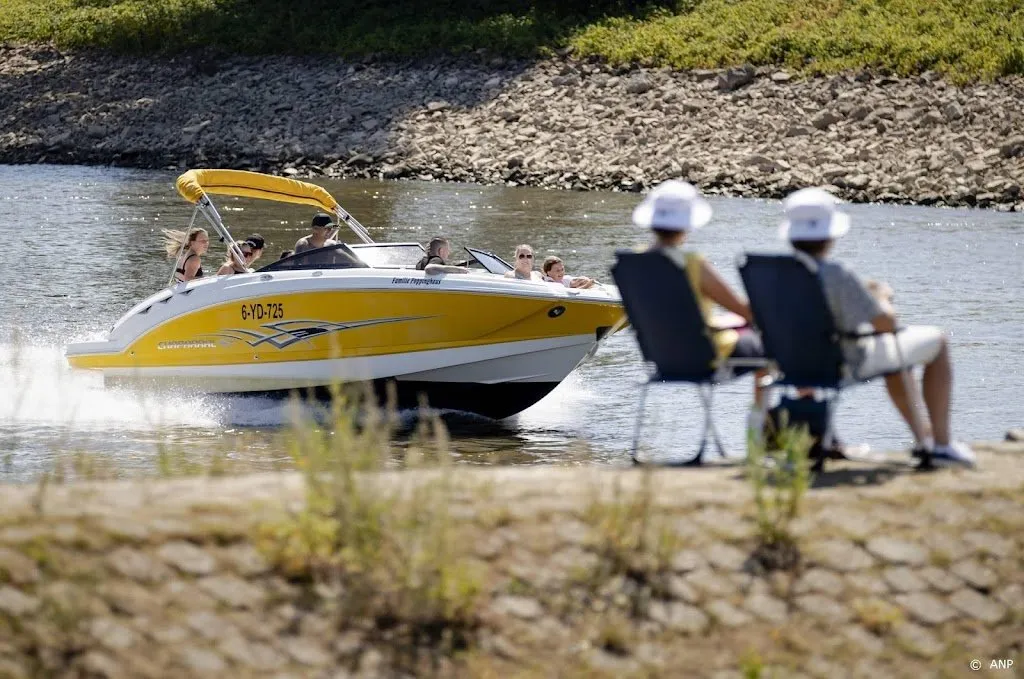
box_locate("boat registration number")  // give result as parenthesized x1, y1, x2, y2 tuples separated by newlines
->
(241, 302, 285, 321)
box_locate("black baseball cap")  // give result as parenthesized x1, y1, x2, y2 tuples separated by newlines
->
(246, 234, 265, 250)
(311, 212, 334, 228)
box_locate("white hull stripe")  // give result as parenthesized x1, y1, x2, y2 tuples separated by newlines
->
(101, 334, 597, 391)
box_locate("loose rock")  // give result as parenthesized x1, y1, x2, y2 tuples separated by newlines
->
(865, 537, 929, 566)
(158, 541, 217, 575)
(948, 588, 1007, 624)
(648, 600, 709, 633)
(1, 45, 1022, 211)
(894, 592, 958, 626)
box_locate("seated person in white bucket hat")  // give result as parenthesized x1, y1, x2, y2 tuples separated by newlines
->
(633, 180, 766, 404)
(779, 187, 975, 467)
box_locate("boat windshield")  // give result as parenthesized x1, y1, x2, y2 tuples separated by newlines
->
(463, 247, 513, 274)
(257, 243, 369, 272)
(348, 243, 426, 268)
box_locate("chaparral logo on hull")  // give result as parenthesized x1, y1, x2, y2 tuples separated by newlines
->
(157, 340, 218, 350)
(202, 317, 426, 350)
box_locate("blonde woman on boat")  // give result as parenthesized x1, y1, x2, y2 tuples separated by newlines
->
(215, 240, 256, 276)
(163, 227, 209, 283)
(504, 244, 543, 281)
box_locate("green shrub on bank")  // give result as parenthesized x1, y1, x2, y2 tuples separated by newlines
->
(572, 0, 1024, 82)
(1, 0, 1022, 80)
(0, 0, 568, 56)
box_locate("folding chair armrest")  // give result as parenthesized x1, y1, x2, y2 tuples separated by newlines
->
(714, 357, 774, 383)
(721, 357, 772, 369)
(841, 325, 906, 339)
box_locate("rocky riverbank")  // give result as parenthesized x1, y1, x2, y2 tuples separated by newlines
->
(2, 44, 1024, 209)
(1, 440, 1022, 678)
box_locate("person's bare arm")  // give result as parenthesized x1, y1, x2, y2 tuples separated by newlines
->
(871, 311, 897, 333)
(699, 259, 752, 324)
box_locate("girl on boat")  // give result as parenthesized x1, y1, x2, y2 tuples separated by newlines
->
(163, 227, 209, 282)
(215, 240, 256, 276)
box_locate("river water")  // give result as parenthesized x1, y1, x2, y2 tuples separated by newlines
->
(1, 164, 1021, 480)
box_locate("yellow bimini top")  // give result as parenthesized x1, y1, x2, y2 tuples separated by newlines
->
(175, 169, 341, 213)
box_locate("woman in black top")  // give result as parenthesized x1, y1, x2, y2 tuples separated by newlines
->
(163, 227, 209, 283)
(216, 240, 256, 276)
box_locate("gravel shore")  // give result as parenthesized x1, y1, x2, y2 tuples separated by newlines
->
(2, 44, 1023, 209)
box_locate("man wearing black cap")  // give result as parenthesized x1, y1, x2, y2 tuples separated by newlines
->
(294, 213, 337, 254)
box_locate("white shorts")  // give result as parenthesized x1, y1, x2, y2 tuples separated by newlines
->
(854, 325, 945, 380)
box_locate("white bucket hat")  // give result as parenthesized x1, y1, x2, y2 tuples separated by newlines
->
(778, 187, 850, 241)
(632, 180, 713, 232)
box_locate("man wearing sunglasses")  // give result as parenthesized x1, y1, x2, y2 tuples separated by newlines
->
(504, 244, 543, 281)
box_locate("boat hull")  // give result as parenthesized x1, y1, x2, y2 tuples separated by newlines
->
(226, 380, 560, 421)
(70, 270, 623, 418)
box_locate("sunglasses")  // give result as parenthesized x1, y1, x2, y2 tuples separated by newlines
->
(518, 253, 533, 259)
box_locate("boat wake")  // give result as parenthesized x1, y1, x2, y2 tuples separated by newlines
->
(0, 343, 220, 430)
(0, 340, 614, 478)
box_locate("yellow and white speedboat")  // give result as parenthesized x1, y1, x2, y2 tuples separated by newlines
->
(65, 170, 624, 418)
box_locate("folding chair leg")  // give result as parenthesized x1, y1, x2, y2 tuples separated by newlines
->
(631, 380, 650, 465)
(815, 393, 841, 473)
(681, 384, 725, 466)
(703, 385, 727, 458)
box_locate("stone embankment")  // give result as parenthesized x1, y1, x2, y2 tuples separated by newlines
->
(1, 440, 1022, 678)
(2, 44, 1024, 210)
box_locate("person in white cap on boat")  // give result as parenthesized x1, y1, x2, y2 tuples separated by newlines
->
(779, 187, 975, 467)
(633, 180, 766, 404)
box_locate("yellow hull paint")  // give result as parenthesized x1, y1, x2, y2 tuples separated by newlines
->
(68, 290, 623, 370)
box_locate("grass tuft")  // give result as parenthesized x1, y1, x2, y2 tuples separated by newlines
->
(746, 422, 812, 572)
(256, 384, 483, 663)
(739, 649, 767, 679)
(580, 467, 680, 613)
(852, 597, 904, 634)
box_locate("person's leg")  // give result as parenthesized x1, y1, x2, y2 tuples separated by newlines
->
(920, 337, 952, 446)
(857, 327, 945, 444)
(861, 327, 971, 466)
(883, 370, 932, 442)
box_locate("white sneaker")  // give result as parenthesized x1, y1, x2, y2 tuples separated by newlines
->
(929, 441, 977, 468)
